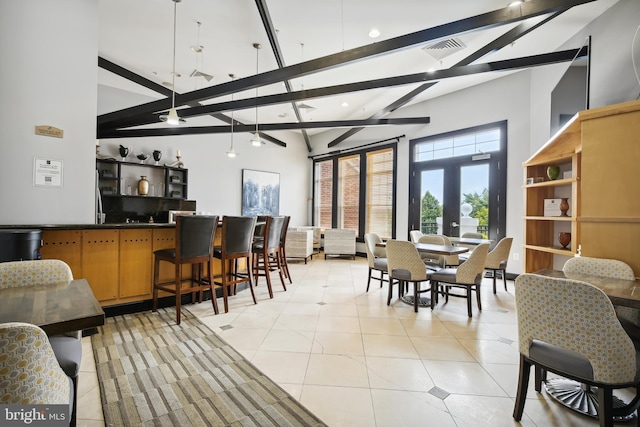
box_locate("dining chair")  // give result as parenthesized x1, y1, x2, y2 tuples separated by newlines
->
(484, 237, 513, 294)
(513, 273, 640, 427)
(386, 240, 432, 312)
(152, 214, 219, 324)
(363, 233, 388, 292)
(0, 322, 74, 420)
(0, 259, 82, 426)
(253, 215, 287, 298)
(429, 243, 490, 317)
(213, 215, 257, 313)
(563, 256, 640, 338)
(417, 234, 446, 270)
(456, 231, 484, 262)
(409, 230, 423, 243)
(278, 215, 292, 284)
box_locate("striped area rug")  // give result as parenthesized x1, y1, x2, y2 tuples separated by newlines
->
(91, 308, 326, 427)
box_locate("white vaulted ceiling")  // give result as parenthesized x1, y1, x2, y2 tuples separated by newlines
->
(97, 0, 618, 146)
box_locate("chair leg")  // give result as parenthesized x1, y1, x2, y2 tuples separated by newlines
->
(466, 286, 473, 317)
(534, 366, 544, 392)
(175, 263, 182, 325)
(513, 355, 531, 421)
(414, 281, 419, 313)
(152, 257, 161, 312)
(492, 269, 497, 294)
(208, 259, 219, 315)
(263, 253, 274, 299)
(366, 268, 373, 292)
(476, 283, 482, 311)
(245, 255, 257, 305)
(387, 279, 393, 305)
(597, 386, 614, 427)
(275, 252, 287, 291)
(502, 269, 508, 291)
(379, 271, 384, 288)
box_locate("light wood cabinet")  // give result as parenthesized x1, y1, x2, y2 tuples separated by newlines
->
(524, 100, 640, 276)
(82, 229, 119, 301)
(40, 230, 83, 278)
(119, 229, 152, 298)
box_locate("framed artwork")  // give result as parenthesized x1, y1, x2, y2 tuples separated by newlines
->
(242, 169, 280, 216)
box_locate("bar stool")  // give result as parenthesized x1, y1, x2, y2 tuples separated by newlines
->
(252, 216, 287, 298)
(213, 216, 257, 313)
(152, 215, 219, 324)
(278, 215, 292, 283)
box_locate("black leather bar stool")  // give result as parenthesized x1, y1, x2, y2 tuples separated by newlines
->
(152, 215, 219, 324)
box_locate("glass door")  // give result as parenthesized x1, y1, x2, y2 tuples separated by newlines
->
(459, 164, 489, 238)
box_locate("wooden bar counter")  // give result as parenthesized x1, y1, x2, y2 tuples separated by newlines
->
(5, 223, 225, 309)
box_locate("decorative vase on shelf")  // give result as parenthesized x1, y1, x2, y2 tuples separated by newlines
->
(547, 165, 560, 180)
(558, 232, 571, 249)
(153, 150, 162, 165)
(560, 198, 570, 217)
(119, 145, 130, 161)
(138, 176, 149, 196)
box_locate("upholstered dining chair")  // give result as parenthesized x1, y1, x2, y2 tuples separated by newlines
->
(436, 234, 461, 268)
(253, 215, 287, 298)
(0, 322, 74, 420)
(429, 243, 490, 317)
(213, 216, 257, 313)
(513, 273, 640, 427)
(409, 230, 423, 243)
(457, 231, 485, 262)
(386, 240, 432, 312)
(563, 256, 640, 337)
(0, 259, 82, 426)
(152, 215, 219, 324)
(364, 233, 388, 292)
(484, 237, 513, 294)
(417, 234, 446, 270)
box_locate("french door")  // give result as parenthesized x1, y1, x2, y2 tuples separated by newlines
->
(408, 122, 507, 241)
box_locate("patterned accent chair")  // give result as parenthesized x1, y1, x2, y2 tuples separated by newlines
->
(513, 273, 640, 427)
(429, 243, 490, 317)
(0, 259, 73, 288)
(563, 256, 640, 336)
(0, 259, 81, 425)
(386, 240, 432, 312)
(0, 322, 73, 419)
(484, 237, 513, 294)
(363, 233, 388, 292)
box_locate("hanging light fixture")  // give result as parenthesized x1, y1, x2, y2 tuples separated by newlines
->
(159, 0, 185, 126)
(226, 74, 238, 158)
(250, 43, 265, 147)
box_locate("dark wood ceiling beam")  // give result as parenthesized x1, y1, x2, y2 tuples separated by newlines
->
(255, 0, 312, 152)
(111, 48, 582, 126)
(98, 0, 595, 129)
(97, 57, 288, 146)
(97, 117, 431, 139)
(327, 8, 572, 147)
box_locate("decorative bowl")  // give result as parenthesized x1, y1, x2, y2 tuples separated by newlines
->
(136, 153, 150, 163)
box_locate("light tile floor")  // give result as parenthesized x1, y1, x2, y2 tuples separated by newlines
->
(77, 255, 634, 426)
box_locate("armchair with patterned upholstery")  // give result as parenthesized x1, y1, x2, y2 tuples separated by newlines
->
(513, 273, 640, 427)
(563, 256, 640, 336)
(0, 259, 82, 425)
(0, 322, 74, 419)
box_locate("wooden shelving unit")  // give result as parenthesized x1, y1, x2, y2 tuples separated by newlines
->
(523, 100, 640, 276)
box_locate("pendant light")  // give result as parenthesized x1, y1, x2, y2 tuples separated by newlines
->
(226, 74, 238, 158)
(159, 0, 185, 126)
(250, 43, 265, 147)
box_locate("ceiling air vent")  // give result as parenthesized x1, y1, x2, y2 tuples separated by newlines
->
(421, 38, 466, 61)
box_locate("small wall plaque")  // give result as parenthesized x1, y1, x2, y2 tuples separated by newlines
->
(35, 125, 64, 138)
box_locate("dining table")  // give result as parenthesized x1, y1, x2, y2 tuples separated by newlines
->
(377, 241, 469, 307)
(0, 278, 105, 336)
(448, 236, 494, 246)
(534, 269, 640, 422)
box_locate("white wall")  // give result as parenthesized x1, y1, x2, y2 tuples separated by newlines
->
(0, 0, 98, 224)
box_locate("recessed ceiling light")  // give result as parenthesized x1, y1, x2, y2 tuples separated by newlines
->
(162, 81, 173, 87)
(508, 0, 524, 7)
(341, 101, 349, 107)
(369, 28, 380, 38)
